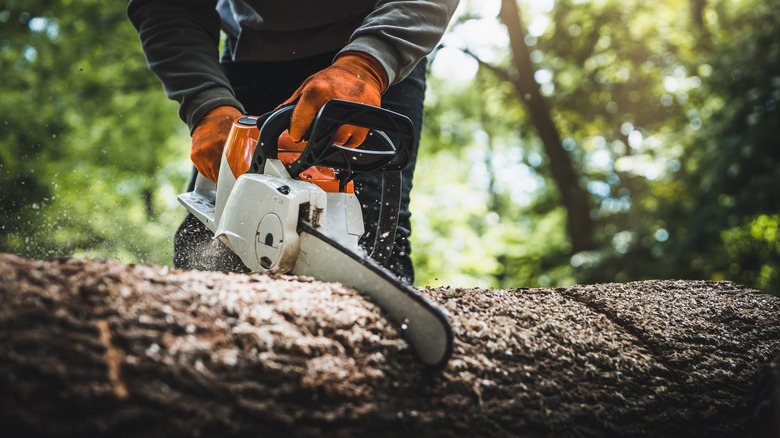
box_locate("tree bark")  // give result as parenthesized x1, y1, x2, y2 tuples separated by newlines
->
(1, 252, 779, 437)
(498, 0, 596, 253)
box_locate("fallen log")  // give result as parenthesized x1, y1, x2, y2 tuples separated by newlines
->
(1, 253, 779, 437)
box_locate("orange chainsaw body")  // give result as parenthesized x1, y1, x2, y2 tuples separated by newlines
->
(223, 116, 354, 194)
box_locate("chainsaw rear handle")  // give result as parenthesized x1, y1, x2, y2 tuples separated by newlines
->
(250, 99, 414, 179)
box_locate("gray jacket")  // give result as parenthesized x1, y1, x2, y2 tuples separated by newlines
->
(128, 0, 459, 130)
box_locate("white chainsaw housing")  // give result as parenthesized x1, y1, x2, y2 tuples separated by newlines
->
(178, 155, 365, 274)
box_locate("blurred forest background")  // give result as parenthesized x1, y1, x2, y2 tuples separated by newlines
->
(1, 0, 778, 294)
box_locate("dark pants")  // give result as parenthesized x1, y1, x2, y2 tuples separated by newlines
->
(174, 51, 426, 284)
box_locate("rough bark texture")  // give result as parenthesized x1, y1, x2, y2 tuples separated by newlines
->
(1, 252, 779, 437)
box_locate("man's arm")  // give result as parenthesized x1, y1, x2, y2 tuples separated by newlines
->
(343, 0, 460, 86)
(283, 0, 459, 147)
(127, 0, 243, 131)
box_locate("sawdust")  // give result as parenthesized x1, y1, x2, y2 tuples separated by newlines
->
(1, 253, 779, 437)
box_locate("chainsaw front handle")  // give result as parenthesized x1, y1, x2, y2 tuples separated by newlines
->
(250, 100, 414, 181)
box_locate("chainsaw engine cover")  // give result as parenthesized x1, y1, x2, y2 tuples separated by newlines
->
(214, 171, 327, 273)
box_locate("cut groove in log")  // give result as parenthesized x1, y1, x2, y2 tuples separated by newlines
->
(1, 253, 779, 437)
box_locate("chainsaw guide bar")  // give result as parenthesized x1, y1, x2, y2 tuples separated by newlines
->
(295, 221, 453, 369)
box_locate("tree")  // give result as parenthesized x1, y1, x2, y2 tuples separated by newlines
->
(415, 0, 780, 293)
(496, 0, 596, 253)
(572, 0, 780, 292)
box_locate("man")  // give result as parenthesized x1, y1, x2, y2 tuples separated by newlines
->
(128, 0, 459, 284)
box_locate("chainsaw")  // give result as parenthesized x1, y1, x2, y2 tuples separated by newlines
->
(178, 99, 453, 369)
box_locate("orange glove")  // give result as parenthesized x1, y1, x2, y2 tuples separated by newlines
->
(190, 106, 243, 182)
(281, 52, 389, 148)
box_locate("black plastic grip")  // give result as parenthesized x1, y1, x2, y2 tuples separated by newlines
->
(248, 104, 294, 173)
(250, 100, 414, 179)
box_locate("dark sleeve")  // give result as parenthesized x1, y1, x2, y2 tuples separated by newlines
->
(127, 0, 244, 131)
(341, 0, 460, 85)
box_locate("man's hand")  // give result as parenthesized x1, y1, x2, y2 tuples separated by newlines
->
(190, 106, 243, 182)
(281, 52, 388, 147)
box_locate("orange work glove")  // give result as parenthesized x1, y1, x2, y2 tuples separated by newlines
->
(281, 52, 389, 148)
(190, 106, 243, 182)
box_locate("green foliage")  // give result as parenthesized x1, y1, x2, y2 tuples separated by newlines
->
(0, 0, 189, 264)
(2, 0, 777, 295)
(413, 68, 575, 288)
(415, 0, 780, 293)
(569, 0, 780, 293)
(721, 215, 780, 292)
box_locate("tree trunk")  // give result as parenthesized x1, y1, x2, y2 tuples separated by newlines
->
(498, 0, 596, 253)
(691, 0, 706, 29)
(1, 252, 779, 437)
